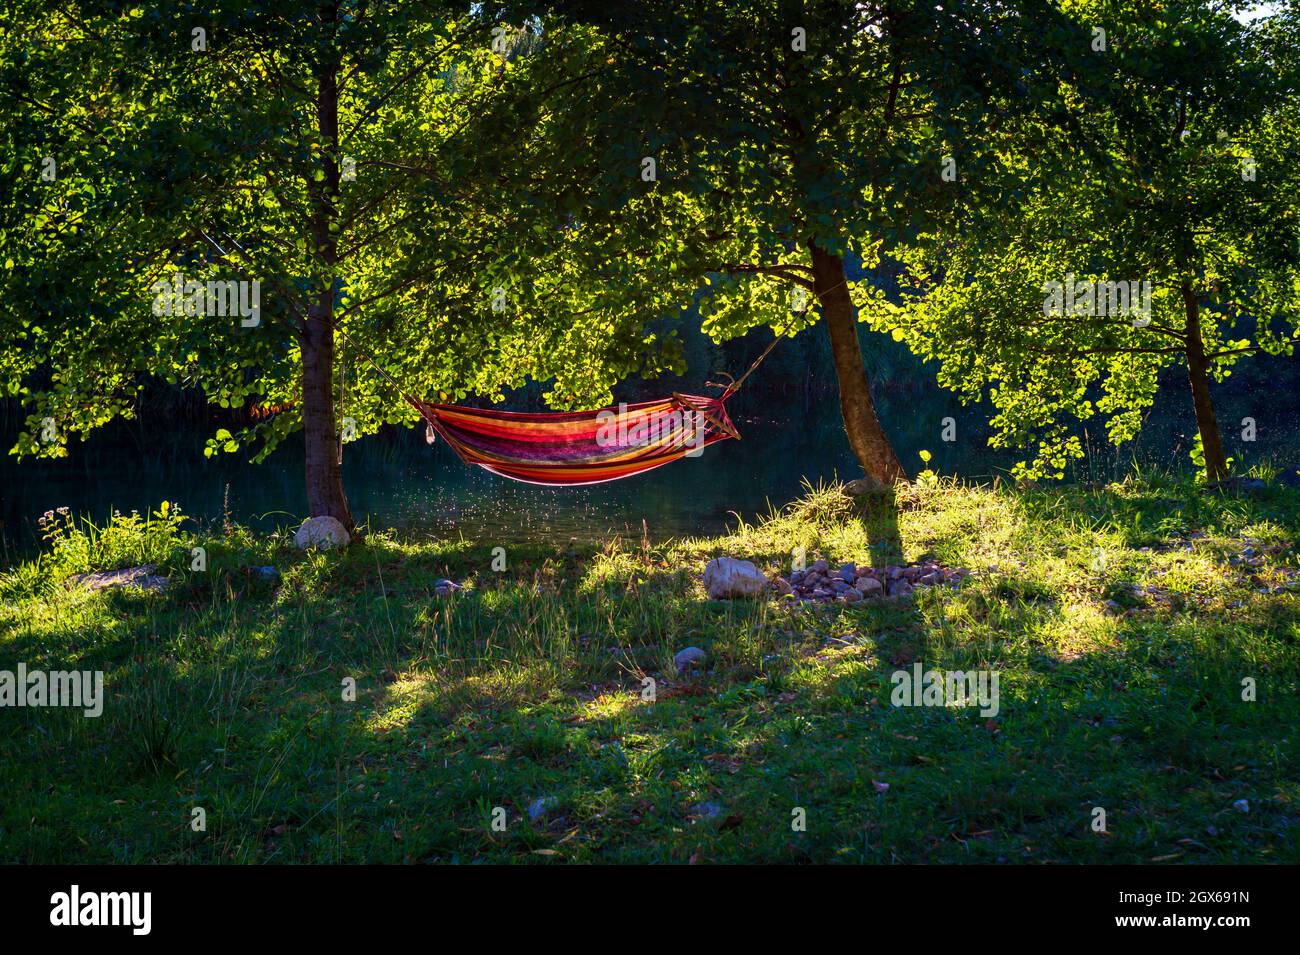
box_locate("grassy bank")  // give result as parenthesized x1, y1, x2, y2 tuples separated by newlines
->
(2, 477, 1298, 864)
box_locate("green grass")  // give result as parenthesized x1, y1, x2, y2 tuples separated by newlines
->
(1, 476, 1298, 863)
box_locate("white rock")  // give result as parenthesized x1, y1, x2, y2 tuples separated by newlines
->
(703, 557, 768, 599)
(294, 516, 351, 550)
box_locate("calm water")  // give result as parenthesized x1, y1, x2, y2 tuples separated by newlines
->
(2, 368, 1294, 558)
(1, 383, 978, 553)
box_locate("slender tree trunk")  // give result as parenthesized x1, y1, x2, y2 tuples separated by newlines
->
(300, 43, 354, 528)
(809, 241, 907, 486)
(1180, 279, 1228, 482)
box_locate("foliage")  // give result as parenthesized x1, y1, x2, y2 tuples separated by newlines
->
(0, 1, 590, 461)
(36, 499, 189, 577)
(881, 1, 1300, 479)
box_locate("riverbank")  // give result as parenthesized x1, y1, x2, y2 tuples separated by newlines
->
(2, 477, 1298, 863)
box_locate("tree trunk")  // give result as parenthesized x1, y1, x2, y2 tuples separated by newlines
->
(809, 241, 907, 486)
(299, 43, 354, 528)
(1181, 279, 1228, 482)
(301, 307, 352, 527)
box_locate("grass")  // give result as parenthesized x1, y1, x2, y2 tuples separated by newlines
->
(1, 476, 1298, 863)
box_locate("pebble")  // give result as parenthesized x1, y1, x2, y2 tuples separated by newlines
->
(674, 646, 707, 673)
(775, 561, 960, 604)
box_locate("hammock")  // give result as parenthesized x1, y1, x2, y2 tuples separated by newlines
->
(407, 392, 739, 486)
(337, 323, 784, 487)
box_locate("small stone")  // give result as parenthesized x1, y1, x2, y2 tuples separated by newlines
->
(889, 580, 914, 599)
(434, 578, 461, 598)
(842, 478, 875, 496)
(250, 565, 281, 582)
(810, 559, 830, 574)
(1233, 799, 1249, 814)
(887, 566, 903, 580)
(856, 577, 883, 597)
(674, 646, 707, 673)
(842, 588, 863, 603)
(527, 797, 556, 821)
(837, 563, 857, 582)
(771, 576, 793, 595)
(690, 801, 723, 821)
(294, 515, 350, 550)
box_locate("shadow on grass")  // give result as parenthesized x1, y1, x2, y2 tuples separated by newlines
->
(2, 483, 1298, 862)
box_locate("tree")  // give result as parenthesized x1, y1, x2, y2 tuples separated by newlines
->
(884, 0, 1300, 481)
(483, 0, 1079, 486)
(0, 1, 585, 526)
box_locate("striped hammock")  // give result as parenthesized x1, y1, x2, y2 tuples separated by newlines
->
(408, 392, 740, 486)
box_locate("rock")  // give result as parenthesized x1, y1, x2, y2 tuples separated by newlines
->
(856, 577, 883, 597)
(1233, 799, 1249, 814)
(842, 587, 863, 603)
(527, 796, 556, 821)
(771, 576, 793, 595)
(249, 565, 280, 582)
(830, 579, 850, 593)
(703, 556, 768, 599)
(1208, 476, 1267, 495)
(790, 569, 806, 584)
(69, 564, 169, 593)
(889, 580, 914, 599)
(690, 800, 723, 821)
(294, 516, 350, 550)
(433, 578, 461, 598)
(674, 646, 707, 673)
(810, 559, 830, 574)
(887, 566, 904, 581)
(842, 478, 880, 497)
(837, 563, 858, 582)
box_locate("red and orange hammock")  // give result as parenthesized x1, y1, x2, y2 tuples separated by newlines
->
(406, 392, 740, 486)
(339, 325, 782, 487)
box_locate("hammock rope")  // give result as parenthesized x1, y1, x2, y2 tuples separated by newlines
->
(332, 321, 787, 486)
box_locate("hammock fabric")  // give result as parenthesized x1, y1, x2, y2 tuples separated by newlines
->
(408, 392, 740, 486)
